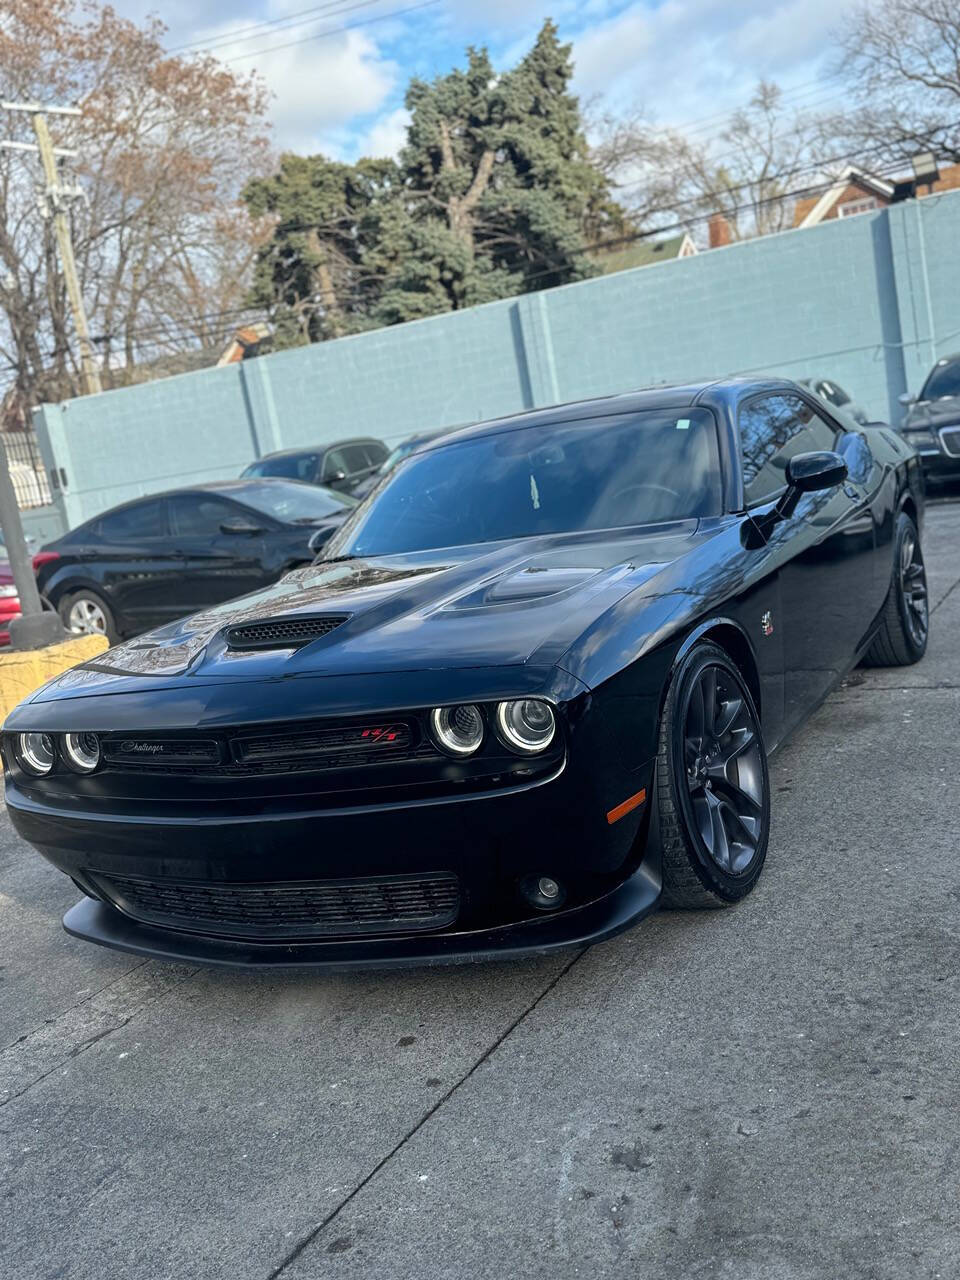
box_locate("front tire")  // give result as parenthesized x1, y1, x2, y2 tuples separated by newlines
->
(58, 589, 118, 644)
(657, 642, 770, 909)
(862, 512, 928, 667)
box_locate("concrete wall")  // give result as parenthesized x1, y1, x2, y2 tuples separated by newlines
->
(33, 190, 960, 533)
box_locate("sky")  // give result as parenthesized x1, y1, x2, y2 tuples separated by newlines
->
(110, 0, 862, 161)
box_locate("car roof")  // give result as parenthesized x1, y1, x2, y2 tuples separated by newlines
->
(254, 438, 383, 461)
(68, 477, 323, 534)
(416, 377, 801, 453)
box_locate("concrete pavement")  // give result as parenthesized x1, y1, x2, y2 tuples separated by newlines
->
(2, 499, 959, 1280)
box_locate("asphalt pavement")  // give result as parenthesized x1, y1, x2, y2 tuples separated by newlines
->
(2, 498, 959, 1280)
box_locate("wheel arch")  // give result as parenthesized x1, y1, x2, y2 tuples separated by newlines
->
(671, 617, 762, 720)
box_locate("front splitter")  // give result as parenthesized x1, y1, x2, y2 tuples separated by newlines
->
(63, 862, 662, 970)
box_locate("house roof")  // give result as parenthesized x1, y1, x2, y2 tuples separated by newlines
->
(796, 167, 896, 228)
(592, 233, 696, 275)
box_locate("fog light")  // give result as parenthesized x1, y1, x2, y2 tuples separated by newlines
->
(495, 699, 556, 754)
(430, 704, 484, 756)
(16, 731, 55, 776)
(520, 873, 566, 911)
(63, 732, 101, 774)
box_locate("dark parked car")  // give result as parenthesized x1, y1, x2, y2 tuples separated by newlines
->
(798, 377, 870, 425)
(5, 379, 927, 969)
(241, 438, 388, 495)
(350, 426, 458, 499)
(34, 479, 355, 642)
(899, 352, 960, 484)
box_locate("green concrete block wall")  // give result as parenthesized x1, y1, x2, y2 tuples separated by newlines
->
(32, 189, 960, 533)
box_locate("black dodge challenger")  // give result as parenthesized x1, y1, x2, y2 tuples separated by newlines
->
(4, 379, 928, 968)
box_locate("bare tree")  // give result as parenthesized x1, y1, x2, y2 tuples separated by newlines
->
(670, 81, 822, 241)
(831, 0, 960, 164)
(0, 0, 272, 411)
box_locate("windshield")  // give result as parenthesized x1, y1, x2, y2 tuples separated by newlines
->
(236, 480, 356, 523)
(242, 452, 319, 481)
(326, 408, 721, 558)
(921, 359, 960, 401)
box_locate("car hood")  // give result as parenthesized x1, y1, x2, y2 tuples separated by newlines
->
(31, 521, 711, 701)
(905, 395, 960, 428)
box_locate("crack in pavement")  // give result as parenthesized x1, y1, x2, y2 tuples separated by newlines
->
(264, 948, 587, 1280)
(931, 576, 960, 614)
(0, 964, 200, 1108)
(1, 957, 151, 1054)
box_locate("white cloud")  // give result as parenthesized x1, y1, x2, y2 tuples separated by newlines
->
(356, 106, 411, 158)
(571, 0, 862, 133)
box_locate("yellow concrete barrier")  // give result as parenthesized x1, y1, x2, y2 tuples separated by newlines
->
(0, 634, 109, 721)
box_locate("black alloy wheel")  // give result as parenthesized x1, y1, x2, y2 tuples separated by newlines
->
(656, 642, 770, 908)
(863, 512, 928, 667)
(898, 525, 928, 652)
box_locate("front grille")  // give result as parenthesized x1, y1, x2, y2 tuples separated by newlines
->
(940, 427, 960, 458)
(90, 871, 461, 940)
(99, 718, 423, 776)
(224, 615, 347, 650)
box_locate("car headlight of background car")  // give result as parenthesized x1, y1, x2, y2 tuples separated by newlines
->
(0, 584, 18, 598)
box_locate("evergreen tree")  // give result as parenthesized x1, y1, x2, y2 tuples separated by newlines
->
(245, 21, 623, 342)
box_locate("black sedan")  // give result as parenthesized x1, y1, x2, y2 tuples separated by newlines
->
(5, 379, 927, 969)
(240, 437, 388, 495)
(899, 353, 960, 485)
(34, 479, 355, 642)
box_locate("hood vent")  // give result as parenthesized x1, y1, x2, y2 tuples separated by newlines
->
(224, 614, 348, 651)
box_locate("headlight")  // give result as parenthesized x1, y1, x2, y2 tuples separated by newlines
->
(430, 704, 484, 756)
(16, 731, 56, 776)
(0, 584, 18, 598)
(62, 731, 101, 773)
(495, 699, 556, 754)
(901, 426, 939, 449)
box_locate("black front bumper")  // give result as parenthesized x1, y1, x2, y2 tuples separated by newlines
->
(62, 861, 661, 969)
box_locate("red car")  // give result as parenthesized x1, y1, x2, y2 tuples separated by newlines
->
(0, 561, 21, 645)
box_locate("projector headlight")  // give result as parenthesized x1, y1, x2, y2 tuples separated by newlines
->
(16, 731, 56, 776)
(495, 699, 556, 754)
(430, 704, 484, 756)
(62, 731, 101, 774)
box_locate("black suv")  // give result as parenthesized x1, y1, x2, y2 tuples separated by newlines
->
(241, 438, 388, 494)
(899, 353, 960, 485)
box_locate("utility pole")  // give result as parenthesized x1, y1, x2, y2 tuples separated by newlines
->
(1, 101, 102, 395)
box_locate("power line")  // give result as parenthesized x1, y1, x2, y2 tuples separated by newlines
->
(221, 0, 442, 63)
(167, 0, 399, 57)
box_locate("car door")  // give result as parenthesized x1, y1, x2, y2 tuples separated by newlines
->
(167, 494, 274, 615)
(91, 497, 181, 631)
(738, 391, 876, 733)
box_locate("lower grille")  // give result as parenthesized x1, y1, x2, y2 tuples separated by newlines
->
(940, 427, 960, 458)
(90, 871, 461, 940)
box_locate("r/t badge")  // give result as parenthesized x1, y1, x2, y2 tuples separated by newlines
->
(761, 610, 774, 638)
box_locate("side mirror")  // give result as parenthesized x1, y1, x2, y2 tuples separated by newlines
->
(785, 450, 848, 494)
(308, 527, 332, 554)
(220, 517, 263, 536)
(768, 451, 848, 523)
(325, 469, 347, 485)
(898, 392, 917, 407)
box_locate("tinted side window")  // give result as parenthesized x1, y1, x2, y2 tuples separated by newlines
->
(362, 441, 388, 466)
(739, 394, 838, 504)
(169, 495, 235, 537)
(97, 499, 166, 541)
(322, 448, 349, 479)
(341, 445, 371, 474)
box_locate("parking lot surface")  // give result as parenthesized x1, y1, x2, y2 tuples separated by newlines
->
(2, 499, 959, 1280)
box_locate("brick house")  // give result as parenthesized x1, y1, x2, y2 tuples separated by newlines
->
(793, 161, 960, 227)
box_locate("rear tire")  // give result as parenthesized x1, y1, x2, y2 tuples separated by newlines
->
(657, 642, 770, 909)
(861, 513, 928, 667)
(58, 589, 118, 644)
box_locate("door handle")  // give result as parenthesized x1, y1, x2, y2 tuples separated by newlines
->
(842, 484, 860, 500)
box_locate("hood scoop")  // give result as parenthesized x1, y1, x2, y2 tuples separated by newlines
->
(224, 614, 349, 651)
